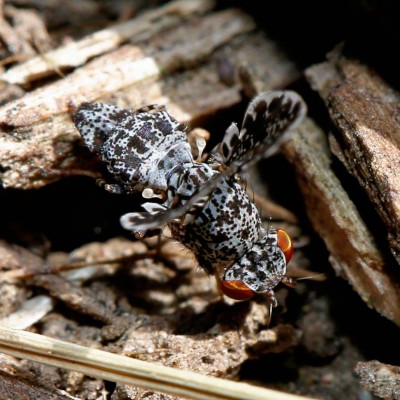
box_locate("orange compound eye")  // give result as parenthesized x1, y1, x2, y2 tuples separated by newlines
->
(220, 280, 255, 301)
(277, 228, 294, 263)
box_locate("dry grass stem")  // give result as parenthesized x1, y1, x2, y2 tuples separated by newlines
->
(0, 325, 316, 400)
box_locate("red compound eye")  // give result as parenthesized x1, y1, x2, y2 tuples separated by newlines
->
(219, 279, 255, 301)
(277, 228, 294, 263)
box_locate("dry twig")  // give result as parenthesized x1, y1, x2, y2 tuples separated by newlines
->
(0, 326, 316, 400)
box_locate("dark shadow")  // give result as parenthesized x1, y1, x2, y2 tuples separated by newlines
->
(0, 176, 141, 253)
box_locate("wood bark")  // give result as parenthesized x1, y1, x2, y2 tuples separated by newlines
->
(306, 55, 400, 267)
(0, 5, 299, 189)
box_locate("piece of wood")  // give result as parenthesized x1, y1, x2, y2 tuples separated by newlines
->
(0, 360, 78, 400)
(0, 8, 255, 129)
(0, 8, 299, 189)
(0, 3, 52, 63)
(0, 0, 215, 85)
(306, 55, 400, 266)
(355, 360, 400, 400)
(282, 118, 400, 326)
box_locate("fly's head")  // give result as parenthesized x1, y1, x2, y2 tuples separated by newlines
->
(219, 228, 294, 306)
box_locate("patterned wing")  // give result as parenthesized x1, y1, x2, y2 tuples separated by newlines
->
(120, 91, 307, 232)
(212, 91, 307, 170)
(120, 171, 225, 231)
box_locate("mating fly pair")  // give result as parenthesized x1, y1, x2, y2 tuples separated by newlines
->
(72, 91, 307, 306)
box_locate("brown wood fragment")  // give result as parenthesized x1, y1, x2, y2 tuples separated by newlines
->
(32, 274, 119, 324)
(120, 302, 300, 379)
(246, 324, 302, 355)
(10, 0, 102, 30)
(0, 0, 215, 85)
(0, 9, 299, 189)
(282, 118, 400, 326)
(0, 80, 25, 105)
(0, 4, 52, 63)
(0, 233, 306, 398)
(354, 360, 400, 400)
(0, 364, 78, 400)
(0, 8, 255, 129)
(0, 239, 44, 278)
(305, 56, 400, 265)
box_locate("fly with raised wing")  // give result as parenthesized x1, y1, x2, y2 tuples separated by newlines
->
(72, 91, 307, 306)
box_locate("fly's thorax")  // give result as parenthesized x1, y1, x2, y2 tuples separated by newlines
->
(168, 169, 263, 273)
(165, 162, 216, 207)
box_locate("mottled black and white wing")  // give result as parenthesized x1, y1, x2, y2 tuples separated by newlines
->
(120, 171, 225, 232)
(211, 91, 307, 170)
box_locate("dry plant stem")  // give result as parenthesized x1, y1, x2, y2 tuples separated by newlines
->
(0, 0, 215, 85)
(248, 190, 298, 224)
(288, 268, 326, 282)
(0, 326, 316, 400)
(0, 250, 157, 281)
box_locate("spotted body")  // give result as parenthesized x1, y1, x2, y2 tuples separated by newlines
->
(73, 91, 306, 303)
